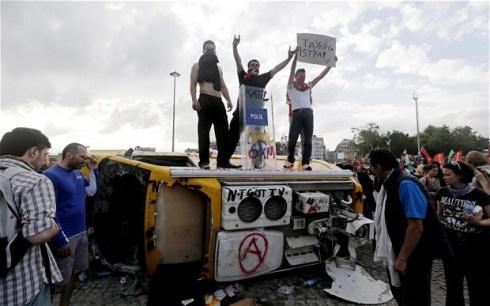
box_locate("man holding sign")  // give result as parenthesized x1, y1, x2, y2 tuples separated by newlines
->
(226, 35, 295, 162)
(284, 47, 335, 171)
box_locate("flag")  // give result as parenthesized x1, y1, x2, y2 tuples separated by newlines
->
(433, 152, 445, 166)
(357, 157, 363, 170)
(421, 146, 433, 164)
(447, 149, 454, 162)
(452, 150, 463, 161)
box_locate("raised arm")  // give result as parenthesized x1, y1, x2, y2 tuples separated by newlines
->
(271, 46, 295, 78)
(190, 63, 201, 111)
(288, 49, 298, 87)
(233, 35, 243, 73)
(310, 56, 337, 88)
(310, 67, 331, 88)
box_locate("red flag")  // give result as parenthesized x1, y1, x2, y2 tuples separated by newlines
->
(433, 152, 445, 166)
(452, 150, 463, 161)
(358, 158, 363, 171)
(421, 146, 433, 164)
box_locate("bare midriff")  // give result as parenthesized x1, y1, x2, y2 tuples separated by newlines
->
(199, 82, 222, 98)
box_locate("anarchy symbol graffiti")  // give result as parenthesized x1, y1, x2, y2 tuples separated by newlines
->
(238, 232, 269, 274)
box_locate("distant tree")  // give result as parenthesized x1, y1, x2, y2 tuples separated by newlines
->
(352, 124, 488, 158)
(419, 125, 488, 155)
(450, 126, 488, 152)
(387, 130, 418, 156)
(420, 125, 452, 154)
(355, 122, 387, 155)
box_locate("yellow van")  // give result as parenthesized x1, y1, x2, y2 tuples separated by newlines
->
(88, 151, 366, 281)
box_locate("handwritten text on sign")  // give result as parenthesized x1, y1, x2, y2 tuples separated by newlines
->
(225, 186, 288, 202)
(297, 33, 336, 67)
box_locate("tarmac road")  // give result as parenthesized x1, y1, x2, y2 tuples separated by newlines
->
(53, 242, 452, 306)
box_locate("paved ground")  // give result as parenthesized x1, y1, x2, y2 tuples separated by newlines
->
(53, 242, 453, 306)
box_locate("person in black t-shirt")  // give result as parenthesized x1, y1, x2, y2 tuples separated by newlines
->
(226, 35, 295, 161)
(437, 161, 490, 306)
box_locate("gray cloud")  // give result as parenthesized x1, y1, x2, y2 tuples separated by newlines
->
(1, 2, 185, 110)
(1, 1, 488, 151)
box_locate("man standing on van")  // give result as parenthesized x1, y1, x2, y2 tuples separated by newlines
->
(44, 143, 97, 306)
(227, 35, 295, 162)
(283, 49, 334, 171)
(0, 127, 62, 306)
(190, 40, 236, 169)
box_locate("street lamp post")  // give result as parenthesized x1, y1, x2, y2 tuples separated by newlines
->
(170, 71, 181, 152)
(412, 92, 421, 156)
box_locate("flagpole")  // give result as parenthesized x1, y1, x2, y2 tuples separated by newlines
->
(270, 94, 276, 157)
(412, 92, 421, 156)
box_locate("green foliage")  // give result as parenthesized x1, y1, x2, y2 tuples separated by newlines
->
(352, 123, 488, 156)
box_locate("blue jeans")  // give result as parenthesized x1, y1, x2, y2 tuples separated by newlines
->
(287, 108, 313, 165)
(24, 283, 51, 306)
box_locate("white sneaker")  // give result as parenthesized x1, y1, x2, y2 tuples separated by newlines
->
(283, 161, 294, 169)
(302, 164, 312, 171)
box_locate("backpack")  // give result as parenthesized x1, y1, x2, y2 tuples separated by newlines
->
(0, 166, 32, 278)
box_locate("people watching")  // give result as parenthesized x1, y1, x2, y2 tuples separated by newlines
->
(432, 161, 447, 187)
(0, 127, 62, 305)
(369, 149, 448, 306)
(437, 160, 490, 306)
(413, 164, 426, 179)
(465, 151, 490, 195)
(420, 164, 441, 201)
(43, 143, 97, 306)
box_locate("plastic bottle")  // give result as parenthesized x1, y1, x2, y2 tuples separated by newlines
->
(304, 278, 317, 286)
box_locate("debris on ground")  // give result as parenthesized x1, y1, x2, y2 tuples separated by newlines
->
(276, 285, 294, 295)
(323, 260, 393, 304)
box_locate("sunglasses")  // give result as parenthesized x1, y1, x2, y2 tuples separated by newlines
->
(450, 161, 462, 171)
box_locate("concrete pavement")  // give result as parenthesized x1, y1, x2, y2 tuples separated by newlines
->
(53, 242, 452, 306)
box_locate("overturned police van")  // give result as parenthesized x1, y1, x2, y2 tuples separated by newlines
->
(87, 150, 374, 283)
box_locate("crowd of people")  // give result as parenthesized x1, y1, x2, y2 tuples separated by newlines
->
(362, 149, 490, 306)
(1, 125, 489, 306)
(0, 37, 488, 305)
(0, 128, 96, 306)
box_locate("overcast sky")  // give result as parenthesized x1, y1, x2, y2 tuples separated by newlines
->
(1, 1, 488, 153)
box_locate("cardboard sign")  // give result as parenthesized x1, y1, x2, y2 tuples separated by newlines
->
(297, 33, 336, 67)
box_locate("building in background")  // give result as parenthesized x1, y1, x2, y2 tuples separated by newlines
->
(312, 135, 326, 160)
(334, 139, 355, 163)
